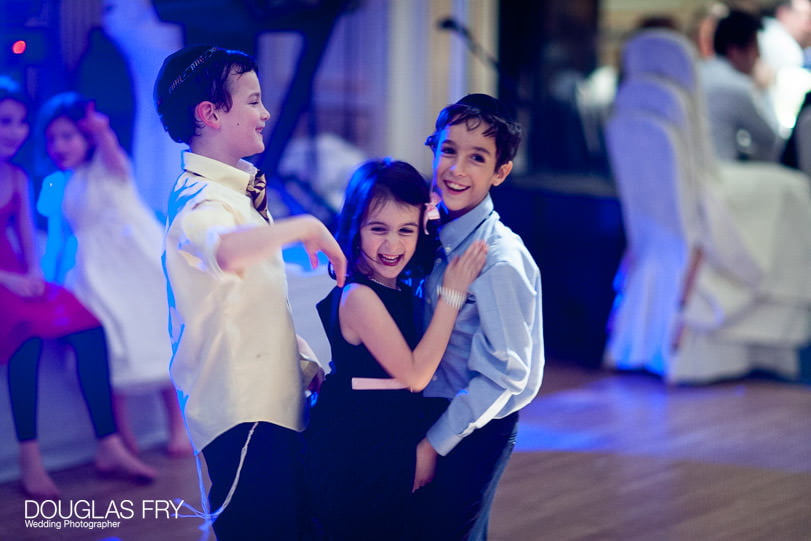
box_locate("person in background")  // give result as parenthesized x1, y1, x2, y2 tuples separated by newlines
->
(758, 0, 811, 133)
(0, 76, 155, 499)
(36, 92, 191, 458)
(688, 2, 729, 59)
(700, 9, 785, 161)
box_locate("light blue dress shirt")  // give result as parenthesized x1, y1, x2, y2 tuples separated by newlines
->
(423, 194, 544, 455)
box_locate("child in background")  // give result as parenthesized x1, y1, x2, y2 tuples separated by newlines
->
(36, 92, 191, 457)
(411, 94, 545, 540)
(0, 76, 155, 498)
(154, 45, 346, 539)
(305, 158, 486, 539)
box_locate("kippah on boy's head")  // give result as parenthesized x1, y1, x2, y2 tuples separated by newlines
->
(154, 45, 258, 144)
(456, 93, 518, 124)
(426, 93, 522, 168)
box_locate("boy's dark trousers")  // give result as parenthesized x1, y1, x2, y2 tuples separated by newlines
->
(411, 398, 519, 540)
(203, 421, 304, 540)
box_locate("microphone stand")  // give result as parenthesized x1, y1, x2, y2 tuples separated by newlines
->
(438, 17, 529, 107)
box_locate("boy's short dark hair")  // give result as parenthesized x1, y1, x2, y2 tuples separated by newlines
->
(713, 10, 762, 57)
(425, 93, 522, 168)
(154, 45, 258, 144)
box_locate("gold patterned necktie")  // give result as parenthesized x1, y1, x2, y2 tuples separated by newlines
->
(246, 169, 269, 222)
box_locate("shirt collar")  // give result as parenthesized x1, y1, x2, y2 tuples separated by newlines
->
(439, 194, 495, 251)
(181, 151, 257, 193)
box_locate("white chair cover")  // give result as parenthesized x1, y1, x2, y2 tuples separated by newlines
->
(622, 30, 720, 180)
(605, 29, 811, 383)
(605, 108, 692, 374)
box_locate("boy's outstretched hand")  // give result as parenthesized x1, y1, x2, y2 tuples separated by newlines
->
(216, 215, 346, 278)
(301, 217, 346, 287)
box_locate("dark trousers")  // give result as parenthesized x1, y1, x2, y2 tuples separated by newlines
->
(411, 400, 519, 541)
(203, 421, 303, 541)
(7, 328, 116, 442)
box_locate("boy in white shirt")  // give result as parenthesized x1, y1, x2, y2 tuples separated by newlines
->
(154, 45, 346, 539)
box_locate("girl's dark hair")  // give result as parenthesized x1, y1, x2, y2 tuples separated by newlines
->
(425, 93, 522, 168)
(154, 45, 258, 144)
(332, 158, 437, 283)
(0, 76, 30, 111)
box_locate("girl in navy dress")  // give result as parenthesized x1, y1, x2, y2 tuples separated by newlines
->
(306, 158, 486, 539)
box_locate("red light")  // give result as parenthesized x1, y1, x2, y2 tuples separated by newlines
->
(11, 40, 27, 55)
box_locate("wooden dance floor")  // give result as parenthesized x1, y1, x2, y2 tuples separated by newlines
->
(1, 359, 809, 540)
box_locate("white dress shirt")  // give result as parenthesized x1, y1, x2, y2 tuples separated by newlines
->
(164, 151, 303, 452)
(758, 17, 811, 132)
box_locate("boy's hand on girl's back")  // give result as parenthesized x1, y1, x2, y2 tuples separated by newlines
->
(300, 216, 346, 287)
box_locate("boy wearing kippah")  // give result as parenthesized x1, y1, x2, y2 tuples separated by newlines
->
(154, 45, 346, 539)
(412, 94, 545, 540)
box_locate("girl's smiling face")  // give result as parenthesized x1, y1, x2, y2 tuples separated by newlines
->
(45, 116, 90, 171)
(0, 99, 29, 161)
(359, 198, 421, 288)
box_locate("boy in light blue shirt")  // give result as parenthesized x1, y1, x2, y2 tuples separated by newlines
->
(412, 94, 545, 540)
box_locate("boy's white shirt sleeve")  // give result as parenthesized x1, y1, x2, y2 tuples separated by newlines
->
(426, 261, 540, 456)
(174, 198, 245, 279)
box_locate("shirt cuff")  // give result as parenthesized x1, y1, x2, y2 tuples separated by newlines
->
(177, 225, 238, 280)
(202, 228, 230, 277)
(426, 414, 465, 456)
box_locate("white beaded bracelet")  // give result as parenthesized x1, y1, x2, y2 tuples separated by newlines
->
(438, 286, 466, 310)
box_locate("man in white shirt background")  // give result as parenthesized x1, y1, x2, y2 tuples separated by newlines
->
(758, 0, 811, 133)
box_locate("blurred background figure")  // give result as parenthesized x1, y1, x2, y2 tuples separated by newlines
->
(687, 2, 729, 58)
(0, 76, 156, 498)
(700, 9, 784, 161)
(758, 0, 811, 134)
(605, 26, 811, 383)
(36, 92, 190, 458)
